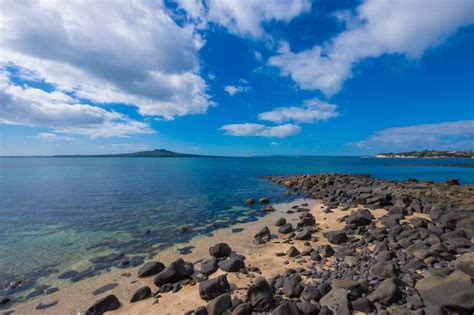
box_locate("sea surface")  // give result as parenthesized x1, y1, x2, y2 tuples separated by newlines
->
(1, 156, 473, 298)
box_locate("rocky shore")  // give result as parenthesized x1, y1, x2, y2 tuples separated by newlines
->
(2, 173, 473, 314)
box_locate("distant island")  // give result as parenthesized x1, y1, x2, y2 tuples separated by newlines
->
(375, 150, 474, 158)
(53, 149, 211, 158)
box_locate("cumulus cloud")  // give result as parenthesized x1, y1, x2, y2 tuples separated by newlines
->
(178, 0, 311, 37)
(352, 120, 474, 151)
(221, 123, 301, 138)
(224, 79, 251, 95)
(270, 0, 474, 95)
(258, 98, 339, 123)
(0, 74, 153, 138)
(221, 98, 338, 138)
(33, 133, 75, 142)
(1, 0, 213, 120)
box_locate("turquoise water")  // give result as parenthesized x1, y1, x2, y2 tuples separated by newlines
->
(0, 156, 473, 296)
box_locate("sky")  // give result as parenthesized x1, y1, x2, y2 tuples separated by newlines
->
(0, 0, 473, 156)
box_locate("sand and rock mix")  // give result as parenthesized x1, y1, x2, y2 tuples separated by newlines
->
(2, 173, 473, 314)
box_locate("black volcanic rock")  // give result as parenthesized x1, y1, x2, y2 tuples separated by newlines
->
(85, 294, 120, 315)
(138, 261, 165, 278)
(199, 275, 230, 300)
(153, 259, 193, 287)
(209, 243, 232, 259)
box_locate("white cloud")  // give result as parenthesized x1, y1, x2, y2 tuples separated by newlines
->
(33, 132, 75, 142)
(221, 123, 301, 138)
(224, 79, 251, 95)
(270, 0, 474, 95)
(258, 98, 339, 123)
(178, 0, 311, 37)
(352, 120, 474, 151)
(221, 98, 338, 138)
(0, 74, 153, 138)
(254, 51, 263, 61)
(0, 0, 213, 120)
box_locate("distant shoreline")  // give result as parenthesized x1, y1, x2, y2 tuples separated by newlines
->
(386, 163, 474, 168)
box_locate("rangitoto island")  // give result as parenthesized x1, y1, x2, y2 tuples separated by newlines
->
(4, 173, 473, 315)
(53, 149, 213, 158)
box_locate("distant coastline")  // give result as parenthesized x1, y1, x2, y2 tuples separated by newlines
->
(375, 150, 474, 159)
(387, 163, 474, 168)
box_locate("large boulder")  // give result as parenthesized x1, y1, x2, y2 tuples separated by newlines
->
(85, 294, 120, 315)
(207, 293, 232, 315)
(347, 209, 373, 226)
(454, 252, 474, 278)
(415, 270, 473, 312)
(218, 256, 245, 272)
(325, 231, 348, 245)
(209, 243, 232, 259)
(153, 258, 194, 287)
(199, 259, 218, 276)
(320, 288, 350, 315)
(199, 275, 230, 300)
(138, 261, 165, 278)
(247, 277, 273, 311)
(282, 275, 303, 298)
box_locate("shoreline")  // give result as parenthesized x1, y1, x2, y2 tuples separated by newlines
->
(2, 173, 474, 314)
(4, 197, 314, 314)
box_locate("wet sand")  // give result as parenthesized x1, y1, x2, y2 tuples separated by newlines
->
(7, 197, 423, 315)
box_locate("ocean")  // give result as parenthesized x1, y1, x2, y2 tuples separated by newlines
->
(0, 156, 473, 298)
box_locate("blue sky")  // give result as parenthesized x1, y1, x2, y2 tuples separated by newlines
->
(1, 0, 473, 156)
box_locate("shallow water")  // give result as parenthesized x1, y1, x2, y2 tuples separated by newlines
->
(0, 156, 472, 298)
